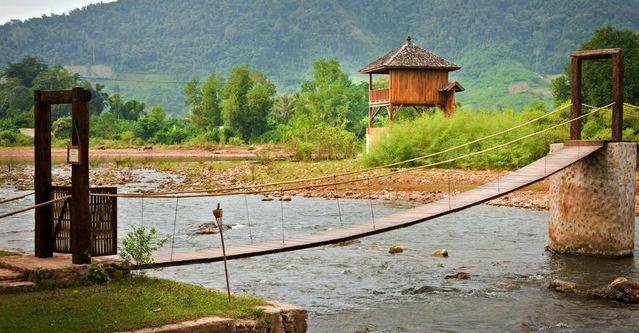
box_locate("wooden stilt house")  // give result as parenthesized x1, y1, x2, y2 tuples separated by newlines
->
(359, 36, 464, 143)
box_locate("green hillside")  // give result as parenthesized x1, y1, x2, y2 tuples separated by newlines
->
(1, 0, 638, 113)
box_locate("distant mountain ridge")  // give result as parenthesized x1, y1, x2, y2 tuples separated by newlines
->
(1, 0, 638, 112)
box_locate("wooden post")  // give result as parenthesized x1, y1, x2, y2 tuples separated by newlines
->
(34, 91, 53, 258)
(70, 87, 91, 264)
(611, 51, 624, 141)
(445, 92, 455, 116)
(570, 57, 582, 140)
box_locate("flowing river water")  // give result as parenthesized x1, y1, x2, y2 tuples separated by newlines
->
(1, 168, 638, 332)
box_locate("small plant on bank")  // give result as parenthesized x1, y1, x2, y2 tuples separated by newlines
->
(87, 263, 111, 284)
(119, 226, 170, 271)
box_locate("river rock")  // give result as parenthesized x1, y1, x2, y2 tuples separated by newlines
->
(598, 277, 639, 303)
(328, 239, 361, 247)
(388, 245, 403, 254)
(445, 272, 470, 280)
(549, 277, 639, 303)
(432, 248, 449, 257)
(195, 223, 231, 235)
(548, 279, 580, 293)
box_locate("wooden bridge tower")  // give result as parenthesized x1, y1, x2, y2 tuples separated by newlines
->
(34, 87, 117, 265)
(359, 36, 463, 150)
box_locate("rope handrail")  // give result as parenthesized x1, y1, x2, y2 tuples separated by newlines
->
(0, 192, 34, 205)
(0, 195, 71, 220)
(90, 103, 613, 199)
(101, 103, 576, 198)
(623, 102, 639, 110)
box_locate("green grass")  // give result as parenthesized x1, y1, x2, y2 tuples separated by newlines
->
(0, 250, 17, 257)
(0, 275, 265, 333)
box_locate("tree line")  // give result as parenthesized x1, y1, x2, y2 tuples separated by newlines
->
(0, 56, 366, 159)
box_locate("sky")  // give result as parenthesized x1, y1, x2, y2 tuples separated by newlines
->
(0, 0, 115, 24)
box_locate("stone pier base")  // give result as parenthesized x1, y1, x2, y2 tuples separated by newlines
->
(547, 142, 636, 257)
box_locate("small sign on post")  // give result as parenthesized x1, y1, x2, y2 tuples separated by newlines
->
(67, 145, 81, 165)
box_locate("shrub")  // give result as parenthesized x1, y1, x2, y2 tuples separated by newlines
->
(119, 226, 170, 270)
(87, 263, 111, 284)
(364, 104, 569, 169)
(52, 116, 72, 139)
(0, 130, 32, 146)
(227, 136, 245, 145)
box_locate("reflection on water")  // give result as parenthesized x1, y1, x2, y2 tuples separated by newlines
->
(1, 176, 639, 332)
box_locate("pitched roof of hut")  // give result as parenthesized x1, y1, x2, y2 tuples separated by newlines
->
(358, 36, 461, 74)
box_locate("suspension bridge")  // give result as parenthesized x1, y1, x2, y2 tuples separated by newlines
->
(0, 48, 635, 270)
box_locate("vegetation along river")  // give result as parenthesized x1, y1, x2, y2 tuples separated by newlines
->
(1, 169, 638, 332)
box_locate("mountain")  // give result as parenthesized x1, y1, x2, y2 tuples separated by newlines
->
(1, 0, 638, 113)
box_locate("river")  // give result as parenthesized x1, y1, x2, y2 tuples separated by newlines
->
(1, 169, 638, 332)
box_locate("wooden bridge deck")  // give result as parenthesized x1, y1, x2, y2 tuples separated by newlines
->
(150, 143, 602, 268)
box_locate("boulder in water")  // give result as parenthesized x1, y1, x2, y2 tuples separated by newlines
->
(432, 248, 449, 257)
(549, 277, 639, 303)
(328, 239, 361, 248)
(598, 277, 639, 303)
(195, 223, 231, 235)
(445, 272, 470, 280)
(388, 245, 403, 254)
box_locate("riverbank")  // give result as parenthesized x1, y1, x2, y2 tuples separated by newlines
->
(0, 149, 637, 212)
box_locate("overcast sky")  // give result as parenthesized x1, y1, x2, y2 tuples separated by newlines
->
(0, 0, 116, 24)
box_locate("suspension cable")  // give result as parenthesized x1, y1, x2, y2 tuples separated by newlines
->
(0, 195, 71, 220)
(0, 192, 34, 205)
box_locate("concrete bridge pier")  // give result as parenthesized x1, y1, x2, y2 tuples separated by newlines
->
(547, 142, 636, 257)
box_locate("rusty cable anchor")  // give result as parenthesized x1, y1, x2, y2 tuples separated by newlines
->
(213, 203, 232, 304)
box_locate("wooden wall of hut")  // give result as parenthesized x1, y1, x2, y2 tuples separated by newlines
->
(390, 69, 448, 106)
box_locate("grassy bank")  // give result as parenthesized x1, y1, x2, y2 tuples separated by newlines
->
(0, 275, 265, 333)
(0, 250, 17, 257)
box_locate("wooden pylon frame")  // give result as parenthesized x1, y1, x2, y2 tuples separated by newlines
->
(34, 87, 92, 264)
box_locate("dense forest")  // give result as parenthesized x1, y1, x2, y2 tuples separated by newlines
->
(1, 0, 638, 113)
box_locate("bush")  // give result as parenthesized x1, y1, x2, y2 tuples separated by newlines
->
(119, 226, 169, 270)
(87, 263, 111, 284)
(0, 130, 32, 146)
(52, 116, 72, 139)
(364, 104, 569, 169)
(227, 136, 245, 145)
(285, 114, 359, 160)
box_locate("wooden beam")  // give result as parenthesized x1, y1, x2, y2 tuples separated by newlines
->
(570, 57, 582, 140)
(33, 90, 53, 258)
(611, 51, 624, 141)
(70, 87, 92, 264)
(570, 48, 621, 60)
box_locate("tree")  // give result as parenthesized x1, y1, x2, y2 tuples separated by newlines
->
(52, 116, 72, 139)
(87, 83, 110, 116)
(221, 65, 275, 141)
(189, 74, 224, 131)
(109, 94, 145, 120)
(295, 58, 367, 133)
(134, 105, 167, 140)
(1, 56, 48, 87)
(552, 25, 639, 106)
(271, 94, 297, 123)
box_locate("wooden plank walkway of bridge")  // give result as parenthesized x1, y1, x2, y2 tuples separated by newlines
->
(150, 143, 602, 268)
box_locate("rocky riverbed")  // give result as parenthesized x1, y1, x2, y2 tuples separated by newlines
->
(1, 161, 638, 213)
